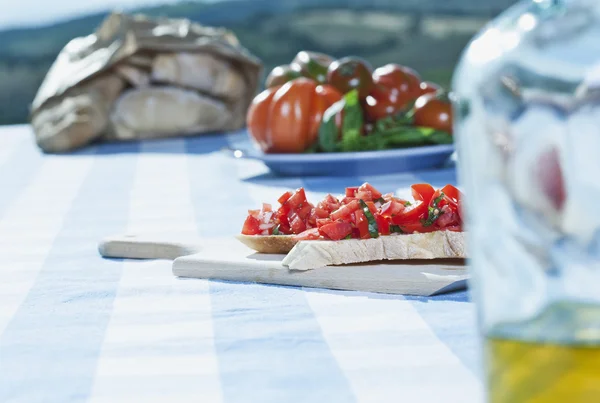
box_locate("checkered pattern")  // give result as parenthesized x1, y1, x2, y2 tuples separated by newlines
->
(0, 125, 483, 402)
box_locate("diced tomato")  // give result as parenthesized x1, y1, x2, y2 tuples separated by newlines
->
(345, 187, 359, 197)
(287, 188, 308, 210)
(365, 201, 377, 215)
(340, 196, 356, 205)
(375, 214, 390, 235)
(241, 215, 261, 235)
(278, 191, 293, 205)
(390, 201, 428, 225)
(323, 194, 341, 211)
(316, 218, 334, 227)
(319, 222, 353, 240)
(380, 200, 405, 217)
(314, 206, 330, 218)
(354, 210, 371, 239)
(277, 203, 291, 226)
(331, 199, 361, 221)
(262, 203, 272, 212)
(290, 213, 307, 234)
(358, 183, 382, 200)
(296, 202, 313, 221)
(248, 209, 261, 217)
(441, 184, 461, 205)
(411, 183, 435, 204)
(399, 222, 437, 233)
(356, 190, 373, 201)
(437, 210, 460, 228)
(294, 228, 321, 240)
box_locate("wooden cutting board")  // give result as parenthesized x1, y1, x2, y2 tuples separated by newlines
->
(98, 235, 468, 296)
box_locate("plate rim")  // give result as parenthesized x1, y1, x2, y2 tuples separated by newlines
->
(242, 144, 455, 163)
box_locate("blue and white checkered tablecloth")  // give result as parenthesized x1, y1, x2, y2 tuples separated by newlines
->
(0, 125, 483, 403)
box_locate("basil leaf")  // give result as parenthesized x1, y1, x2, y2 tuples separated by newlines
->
(318, 98, 344, 152)
(340, 90, 365, 152)
(390, 224, 404, 234)
(358, 199, 379, 238)
(422, 191, 445, 227)
(272, 225, 281, 235)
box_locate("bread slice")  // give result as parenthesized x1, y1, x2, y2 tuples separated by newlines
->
(282, 231, 465, 271)
(235, 234, 298, 254)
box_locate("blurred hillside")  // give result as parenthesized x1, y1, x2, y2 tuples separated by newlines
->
(0, 0, 517, 125)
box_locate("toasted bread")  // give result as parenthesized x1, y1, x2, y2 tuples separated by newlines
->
(235, 234, 298, 254)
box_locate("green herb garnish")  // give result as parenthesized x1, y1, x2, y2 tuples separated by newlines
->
(422, 192, 445, 227)
(390, 225, 404, 234)
(358, 199, 379, 238)
(272, 225, 281, 235)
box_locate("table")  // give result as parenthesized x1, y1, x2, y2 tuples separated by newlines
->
(0, 125, 482, 402)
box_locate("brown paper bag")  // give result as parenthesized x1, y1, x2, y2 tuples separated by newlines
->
(31, 12, 262, 153)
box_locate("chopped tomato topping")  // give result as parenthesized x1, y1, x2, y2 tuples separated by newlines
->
(331, 199, 360, 221)
(355, 209, 371, 239)
(294, 228, 321, 240)
(358, 183, 382, 200)
(345, 187, 359, 197)
(242, 182, 462, 239)
(411, 183, 435, 204)
(241, 215, 261, 235)
(319, 222, 352, 240)
(278, 191, 293, 204)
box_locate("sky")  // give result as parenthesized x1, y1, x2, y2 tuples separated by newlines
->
(0, 0, 216, 29)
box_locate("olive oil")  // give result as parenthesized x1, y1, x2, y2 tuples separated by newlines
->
(484, 302, 600, 403)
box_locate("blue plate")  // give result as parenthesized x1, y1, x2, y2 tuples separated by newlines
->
(230, 144, 455, 177)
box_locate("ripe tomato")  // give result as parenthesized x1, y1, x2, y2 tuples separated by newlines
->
(413, 93, 453, 134)
(390, 201, 428, 225)
(319, 222, 353, 241)
(358, 183, 382, 200)
(241, 215, 261, 235)
(380, 200, 405, 217)
(375, 214, 390, 235)
(247, 78, 342, 153)
(354, 210, 371, 239)
(345, 186, 359, 197)
(327, 57, 374, 99)
(419, 81, 441, 96)
(365, 64, 422, 121)
(295, 228, 321, 240)
(291, 51, 334, 84)
(411, 183, 435, 204)
(331, 199, 360, 221)
(265, 65, 303, 88)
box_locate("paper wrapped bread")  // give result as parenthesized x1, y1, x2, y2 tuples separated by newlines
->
(30, 12, 262, 153)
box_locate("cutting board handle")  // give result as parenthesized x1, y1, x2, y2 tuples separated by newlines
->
(98, 234, 202, 260)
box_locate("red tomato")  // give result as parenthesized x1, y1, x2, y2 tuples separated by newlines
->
(290, 213, 307, 234)
(366, 64, 422, 121)
(419, 81, 441, 96)
(262, 203, 272, 212)
(441, 184, 461, 205)
(247, 78, 342, 153)
(354, 210, 371, 239)
(295, 228, 321, 240)
(358, 183, 382, 200)
(278, 191, 293, 204)
(316, 218, 334, 228)
(331, 199, 360, 221)
(241, 215, 261, 235)
(365, 201, 378, 215)
(345, 187, 359, 197)
(399, 222, 437, 233)
(390, 201, 428, 225)
(411, 183, 435, 204)
(413, 93, 453, 134)
(327, 57, 374, 99)
(319, 222, 353, 241)
(380, 200, 406, 217)
(376, 214, 390, 235)
(287, 188, 308, 210)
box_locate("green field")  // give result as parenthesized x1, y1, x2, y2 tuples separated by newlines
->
(0, 5, 489, 125)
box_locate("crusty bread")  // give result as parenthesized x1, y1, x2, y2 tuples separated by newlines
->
(235, 234, 298, 254)
(236, 231, 466, 270)
(282, 231, 466, 271)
